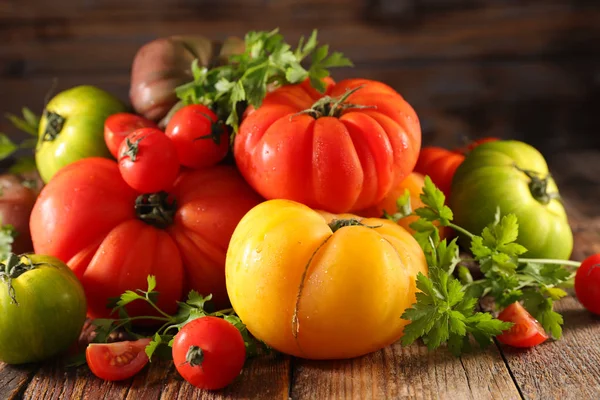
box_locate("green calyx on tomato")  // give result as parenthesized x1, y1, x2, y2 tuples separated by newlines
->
(185, 345, 205, 367)
(0, 253, 87, 364)
(36, 85, 127, 183)
(450, 140, 573, 260)
(134, 192, 177, 229)
(293, 85, 374, 119)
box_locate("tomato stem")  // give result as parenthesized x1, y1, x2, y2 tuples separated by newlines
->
(135, 192, 177, 229)
(121, 136, 145, 162)
(42, 110, 65, 142)
(0, 253, 38, 305)
(513, 164, 560, 205)
(328, 218, 382, 232)
(291, 85, 375, 119)
(185, 345, 205, 367)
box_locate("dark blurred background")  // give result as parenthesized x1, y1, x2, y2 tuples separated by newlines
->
(1, 0, 599, 163)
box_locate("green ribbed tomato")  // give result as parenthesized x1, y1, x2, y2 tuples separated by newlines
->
(36, 85, 127, 183)
(0, 254, 87, 364)
(449, 140, 573, 260)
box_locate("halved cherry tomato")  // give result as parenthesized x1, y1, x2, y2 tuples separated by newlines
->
(414, 147, 464, 198)
(496, 302, 548, 348)
(172, 317, 246, 390)
(104, 113, 158, 159)
(165, 104, 229, 169)
(118, 128, 180, 193)
(86, 338, 151, 381)
(575, 253, 600, 315)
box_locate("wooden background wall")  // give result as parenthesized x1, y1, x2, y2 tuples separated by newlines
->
(1, 0, 599, 163)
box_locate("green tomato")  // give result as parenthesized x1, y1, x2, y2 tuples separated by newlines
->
(449, 140, 573, 260)
(36, 85, 127, 183)
(0, 254, 87, 364)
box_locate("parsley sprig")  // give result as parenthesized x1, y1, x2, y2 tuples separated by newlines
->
(175, 28, 353, 136)
(396, 176, 579, 355)
(90, 276, 267, 362)
(0, 108, 39, 173)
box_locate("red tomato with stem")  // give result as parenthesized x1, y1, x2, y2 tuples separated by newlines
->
(165, 105, 229, 169)
(86, 338, 151, 381)
(235, 78, 422, 213)
(496, 302, 548, 348)
(575, 253, 600, 315)
(118, 128, 180, 193)
(414, 147, 464, 198)
(104, 113, 158, 159)
(172, 317, 246, 390)
(30, 158, 263, 319)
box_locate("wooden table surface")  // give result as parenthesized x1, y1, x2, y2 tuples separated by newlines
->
(2, 1, 599, 398)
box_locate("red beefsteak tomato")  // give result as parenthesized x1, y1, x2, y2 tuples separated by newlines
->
(29, 158, 263, 319)
(234, 78, 422, 213)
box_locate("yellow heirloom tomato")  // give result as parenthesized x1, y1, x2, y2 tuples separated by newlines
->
(225, 199, 427, 360)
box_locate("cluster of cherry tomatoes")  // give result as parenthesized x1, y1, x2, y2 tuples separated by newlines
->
(104, 104, 230, 194)
(87, 107, 248, 389)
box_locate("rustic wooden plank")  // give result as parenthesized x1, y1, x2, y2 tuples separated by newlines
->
(159, 354, 291, 400)
(17, 353, 290, 400)
(1, 1, 598, 77)
(498, 297, 600, 400)
(0, 362, 39, 400)
(291, 340, 521, 399)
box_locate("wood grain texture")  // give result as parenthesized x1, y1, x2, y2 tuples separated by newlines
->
(1, 0, 598, 158)
(291, 340, 520, 399)
(0, 362, 38, 400)
(10, 354, 290, 400)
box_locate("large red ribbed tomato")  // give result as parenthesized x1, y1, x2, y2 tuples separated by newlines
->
(29, 158, 263, 319)
(234, 78, 421, 213)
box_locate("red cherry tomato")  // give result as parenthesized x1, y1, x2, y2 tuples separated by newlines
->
(118, 128, 180, 193)
(414, 147, 465, 198)
(104, 113, 158, 159)
(86, 338, 151, 381)
(496, 302, 548, 348)
(575, 253, 600, 315)
(172, 317, 246, 390)
(165, 105, 229, 169)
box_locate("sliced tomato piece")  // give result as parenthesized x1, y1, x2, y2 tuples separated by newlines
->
(496, 302, 548, 348)
(86, 338, 151, 381)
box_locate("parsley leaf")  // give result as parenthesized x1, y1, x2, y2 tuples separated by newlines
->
(175, 28, 352, 136)
(383, 189, 412, 223)
(401, 271, 512, 356)
(414, 176, 453, 226)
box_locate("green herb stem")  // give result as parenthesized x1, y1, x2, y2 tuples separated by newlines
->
(448, 222, 476, 240)
(518, 258, 581, 268)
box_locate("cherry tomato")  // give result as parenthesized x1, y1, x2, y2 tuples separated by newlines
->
(496, 302, 548, 348)
(118, 128, 180, 193)
(172, 317, 246, 390)
(414, 147, 464, 198)
(165, 105, 229, 169)
(86, 338, 151, 381)
(104, 113, 158, 159)
(575, 253, 600, 315)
